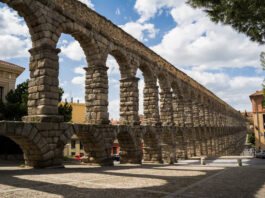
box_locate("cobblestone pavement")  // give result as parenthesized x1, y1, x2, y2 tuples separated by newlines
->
(0, 158, 264, 198)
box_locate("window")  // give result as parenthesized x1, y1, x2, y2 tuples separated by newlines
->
(80, 142, 83, 150)
(71, 140, 76, 149)
(0, 86, 3, 101)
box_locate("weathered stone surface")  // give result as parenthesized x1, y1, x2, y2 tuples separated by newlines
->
(0, 0, 247, 168)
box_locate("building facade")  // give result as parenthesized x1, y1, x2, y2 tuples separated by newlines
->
(249, 90, 265, 150)
(0, 60, 24, 102)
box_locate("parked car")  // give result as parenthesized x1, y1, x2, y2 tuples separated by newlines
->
(256, 150, 265, 159)
(112, 154, 120, 161)
(73, 154, 84, 161)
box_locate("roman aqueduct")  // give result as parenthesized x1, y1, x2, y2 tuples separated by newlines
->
(0, 0, 246, 167)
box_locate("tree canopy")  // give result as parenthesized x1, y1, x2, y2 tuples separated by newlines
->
(0, 80, 28, 120)
(261, 52, 265, 95)
(187, 0, 265, 44)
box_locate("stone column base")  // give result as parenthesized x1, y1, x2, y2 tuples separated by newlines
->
(22, 115, 64, 122)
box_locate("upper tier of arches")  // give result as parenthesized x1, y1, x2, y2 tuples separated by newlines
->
(1, 0, 244, 127)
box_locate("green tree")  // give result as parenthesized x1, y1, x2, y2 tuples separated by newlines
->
(0, 80, 28, 121)
(187, 0, 265, 44)
(248, 133, 255, 145)
(58, 103, 72, 122)
(261, 52, 265, 96)
(0, 80, 72, 122)
(244, 110, 248, 117)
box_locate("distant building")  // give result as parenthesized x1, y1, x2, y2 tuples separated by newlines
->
(249, 90, 265, 151)
(0, 60, 25, 102)
(62, 99, 121, 156)
(60, 101, 85, 123)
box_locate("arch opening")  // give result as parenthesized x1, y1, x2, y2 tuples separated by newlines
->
(113, 130, 141, 164)
(107, 54, 121, 122)
(0, 136, 23, 164)
(137, 64, 160, 126)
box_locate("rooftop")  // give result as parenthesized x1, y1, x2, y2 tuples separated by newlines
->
(249, 90, 264, 97)
(0, 60, 25, 75)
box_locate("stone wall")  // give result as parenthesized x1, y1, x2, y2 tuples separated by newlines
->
(0, 121, 246, 168)
(0, 0, 247, 168)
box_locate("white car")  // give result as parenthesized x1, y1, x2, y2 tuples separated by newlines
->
(256, 150, 265, 159)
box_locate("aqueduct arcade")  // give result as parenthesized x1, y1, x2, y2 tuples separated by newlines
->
(0, 0, 246, 168)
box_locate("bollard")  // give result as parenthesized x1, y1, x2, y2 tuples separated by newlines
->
(201, 157, 206, 165)
(237, 159, 242, 166)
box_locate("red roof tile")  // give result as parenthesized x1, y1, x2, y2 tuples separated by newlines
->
(249, 90, 263, 97)
(0, 59, 25, 70)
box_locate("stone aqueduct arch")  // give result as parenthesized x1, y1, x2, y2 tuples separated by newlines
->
(0, 0, 246, 168)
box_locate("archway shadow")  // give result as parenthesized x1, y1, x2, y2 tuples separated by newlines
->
(0, 160, 264, 198)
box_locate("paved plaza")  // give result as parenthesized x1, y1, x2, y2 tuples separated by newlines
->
(0, 158, 264, 198)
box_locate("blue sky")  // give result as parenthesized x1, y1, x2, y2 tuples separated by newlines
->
(0, 0, 264, 120)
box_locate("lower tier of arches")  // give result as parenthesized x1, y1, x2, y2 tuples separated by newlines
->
(0, 121, 246, 168)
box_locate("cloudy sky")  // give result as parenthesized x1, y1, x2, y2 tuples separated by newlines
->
(0, 0, 264, 120)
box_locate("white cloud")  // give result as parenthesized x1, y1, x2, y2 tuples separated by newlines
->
(109, 78, 119, 85)
(184, 68, 263, 111)
(61, 41, 85, 61)
(138, 79, 144, 115)
(59, 80, 67, 87)
(71, 66, 85, 85)
(150, 4, 265, 71)
(78, 0, 94, 9)
(0, 7, 29, 36)
(72, 76, 85, 85)
(107, 55, 120, 75)
(115, 8, 121, 15)
(74, 66, 86, 75)
(120, 22, 159, 42)
(0, 6, 30, 60)
(0, 35, 30, 59)
(109, 99, 120, 120)
(134, 0, 183, 23)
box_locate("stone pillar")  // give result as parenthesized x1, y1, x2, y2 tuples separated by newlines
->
(160, 88, 174, 125)
(215, 129, 220, 156)
(211, 129, 216, 156)
(23, 45, 63, 122)
(201, 129, 208, 156)
(143, 80, 160, 125)
(213, 110, 218, 126)
(206, 129, 212, 157)
(217, 112, 222, 127)
(186, 130, 196, 158)
(184, 99, 193, 127)
(204, 105, 210, 127)
(85, 65, 109, 124)
(192, 101, 200, 127)
(175, 129, 186, 159)
(195, 129, 202, 157)
(172, 96, 185, 127)
(120, 77, 140, 125)
(198, 104, 206, 126)
(208, 108, 215, 127)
